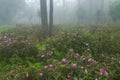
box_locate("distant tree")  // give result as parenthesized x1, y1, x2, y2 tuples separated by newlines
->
(88, 0, 93, 24)
(96, 0, 104, 23)
(0, 0, 25, 24)
(63, 0, 65, 7)
(76, 0, 86, 24)
(40, 0, 48, 37)
(49, 0, 54, 36)
(109, 0, 120, 21)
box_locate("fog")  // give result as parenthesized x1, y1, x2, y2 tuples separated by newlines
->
(0, 0, 118, 25)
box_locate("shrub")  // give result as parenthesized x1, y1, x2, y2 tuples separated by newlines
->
(46, 26, 120, 58)
(1, 49, 119, 80)
(0, 33, 38, 60)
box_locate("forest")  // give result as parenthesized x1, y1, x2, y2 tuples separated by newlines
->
(0, 0, 120, 80)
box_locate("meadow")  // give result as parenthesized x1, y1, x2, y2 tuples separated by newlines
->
(0, 24, 120, 80)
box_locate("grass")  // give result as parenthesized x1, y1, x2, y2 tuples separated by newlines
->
(0, 25, 14, 32)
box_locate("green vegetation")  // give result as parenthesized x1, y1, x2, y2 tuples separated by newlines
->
(110, 0, 120, 21)
(0, 24, 120, 80)
(0, 25, 13, 32)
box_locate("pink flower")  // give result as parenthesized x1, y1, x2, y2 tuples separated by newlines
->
(105, 71, 109, 76)
(41, 55, 45, 58)
(95, 78, 98, 80)
(74, 53, 79, 59)
(26, 72, 29, 77)
(99, 68, 107, 76)
(62, 58, 67, 63)
(44, 66, 48, 69)
(49, 51, 53, 56)
(39, 72, 44, 77)
(49, 64, 53, 68)
(88, 58, 95, 62)
(69, 49, 74, 54)
(111, 57, 116, 60)
(71, 63, 77, 68)
(83, 42, 89, 46)
(49, 67, 54, 71)
(119, 61, 120, 64)
(99, 68, 104, 72)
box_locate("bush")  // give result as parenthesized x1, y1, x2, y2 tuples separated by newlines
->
(0, 33, 38, 60)
(1, 49, 120, 80)
(46, 25, 120, 58)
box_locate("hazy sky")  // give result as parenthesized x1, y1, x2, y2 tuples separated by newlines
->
(25, 0, 77, 7)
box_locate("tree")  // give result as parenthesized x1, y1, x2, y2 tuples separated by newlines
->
(109, 0, 120, 21)
(40, 0, 48, 37)
(49, 0, 54, 36)
(63, 0, 65, 7)
(0, 0, 25, 24)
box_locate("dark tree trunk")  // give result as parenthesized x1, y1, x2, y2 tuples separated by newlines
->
(40, 0, 48, 37)
(49, 0, 53, 36)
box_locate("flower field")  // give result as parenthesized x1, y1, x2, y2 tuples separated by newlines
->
(0, 24, 120, 80)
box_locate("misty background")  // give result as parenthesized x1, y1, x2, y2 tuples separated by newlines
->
(0, 0, 119, 25)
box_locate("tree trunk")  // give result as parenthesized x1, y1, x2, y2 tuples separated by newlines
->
(63, 0, 65, 7)
(49, 0, 53, 36)
(100, 0, 104, 23)
(40, 0, 48, 37)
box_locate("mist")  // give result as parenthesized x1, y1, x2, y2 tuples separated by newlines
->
(0, 0, 120, 79)
(0, 0, 118, 25)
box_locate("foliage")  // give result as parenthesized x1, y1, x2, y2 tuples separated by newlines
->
(0, 25, 13, 32)
(47, 25, 120, 59)
(0, 24, 120, 80)
(0, 32, 38, 60)
(109, 0, 120, 21)
(0, 49, 120, 80)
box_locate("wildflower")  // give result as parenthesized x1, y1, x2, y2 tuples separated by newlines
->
(41, 55, 45, 58)
(49, 67, 54, 71)
(26, 72, 29, 77)
(49, 51, 53, 56)
(49, 64, 53, 68)
(83, 42, 89, 46)
(74, 53, 79, 59)
(119, 61, 120, 64)
(39, 72, 44, 77)
(105, 65, 109, 69)
(99, 68, 105, 76)
(44, 66, 48, 69)
(66, 74, 72, 79)
(62, 58, 67, 63)
(111, 57, 116, 60)
(88, 58, 95, 62)
(95, 78, 98, 80)
(85, 69, 88, 73)
(105, 71, 109, 76)
(69, 49, 74, 54)
(71, 63, 77, 68)
(87, 48, 90, 51)
(80, 66, 84, 70)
